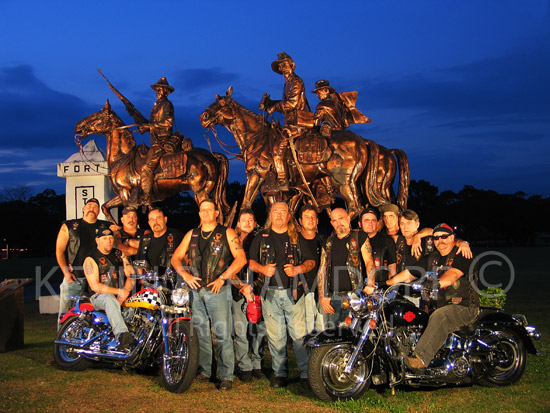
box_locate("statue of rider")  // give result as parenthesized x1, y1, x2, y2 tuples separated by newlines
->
(139, 77, 176, 206)
(260, 52, 310, 191)
(312, 80, 350, 137)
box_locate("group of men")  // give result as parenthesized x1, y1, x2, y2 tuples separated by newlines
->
(56, 194, 479, 391)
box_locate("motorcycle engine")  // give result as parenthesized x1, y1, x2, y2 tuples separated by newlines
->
(390, 326, 423, 357)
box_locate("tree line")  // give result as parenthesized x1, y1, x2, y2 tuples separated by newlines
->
(0, 181, 548, 257)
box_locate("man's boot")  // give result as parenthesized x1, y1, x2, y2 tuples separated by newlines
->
(273, 155, 289, 191)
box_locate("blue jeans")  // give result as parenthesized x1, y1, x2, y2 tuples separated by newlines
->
(262, 289, 309, 378)
(324, 293, 350, 329)
(57, 278, 83, 330)
(90, 293, 129, 337)
(191, 285, 235, 381)
(304, 292, 325, 335)
(249, 319, 266, 370)
(232, 297, 252, 372)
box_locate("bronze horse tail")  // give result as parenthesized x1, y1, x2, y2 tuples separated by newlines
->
(390, 148, 410, 210)
(212, 152, 231, 215)
(363, 140, 388, 206)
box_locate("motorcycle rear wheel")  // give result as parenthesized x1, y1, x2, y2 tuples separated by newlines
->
(476, 327, 527, 387)
(53, 316, 92, 371)
(161, 320, 199, 393)
(308, 343, 371, 402)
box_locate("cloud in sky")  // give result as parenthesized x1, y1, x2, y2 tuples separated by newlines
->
(359, 38, 550, 122)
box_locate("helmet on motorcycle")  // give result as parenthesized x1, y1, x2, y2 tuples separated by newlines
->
(245, 295, 262, 324)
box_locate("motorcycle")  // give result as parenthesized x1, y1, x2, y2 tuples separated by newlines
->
(307, 272, 541, 402)
(53, 262, 199, 393)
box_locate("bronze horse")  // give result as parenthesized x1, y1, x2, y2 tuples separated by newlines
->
(75, 101, 230, 223)
(201, 87, 409, 217)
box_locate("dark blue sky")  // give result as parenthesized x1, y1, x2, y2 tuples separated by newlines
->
(1, 1, 549, 197)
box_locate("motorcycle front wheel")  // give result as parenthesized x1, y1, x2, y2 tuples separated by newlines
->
(308, 343, 371, 402)
(476, 327, 527, 387)
(53, 316, 92, 371)
(161, 319, 199, 393)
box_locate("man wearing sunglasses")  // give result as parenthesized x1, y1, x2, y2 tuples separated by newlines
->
(386, 223, 480, 372)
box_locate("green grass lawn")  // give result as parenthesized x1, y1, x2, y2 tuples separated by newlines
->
(0, 247, 549, 412)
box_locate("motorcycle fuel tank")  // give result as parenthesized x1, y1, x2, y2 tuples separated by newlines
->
(383, 299, 429, 328)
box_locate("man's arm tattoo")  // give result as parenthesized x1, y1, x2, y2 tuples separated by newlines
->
(317, 250, 326, 298)
(84, 263, 94, 276)
(302, 260, 314, 273)
(230, 236, 243, 250)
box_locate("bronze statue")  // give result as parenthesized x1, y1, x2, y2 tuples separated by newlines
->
(98, 71, 182, 206)
(258, 52, 312, 190)
(75, 101, 230, 223)
(202, 87, 409, 219)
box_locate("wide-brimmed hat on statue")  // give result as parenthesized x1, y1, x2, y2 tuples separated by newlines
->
(311, 79, 336, 94)
(150, 77, 175, 93)
(271, 52, 296, 74)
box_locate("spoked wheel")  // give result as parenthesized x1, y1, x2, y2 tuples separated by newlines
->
(308, 344, 371, 402)
(161, 320, 199, 393)
(53, 316, 93, 371)
(476, 328, 527, 387)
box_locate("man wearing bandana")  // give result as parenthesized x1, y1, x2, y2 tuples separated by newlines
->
(387, 223, 480, 372)
(83, 227, 135, 350)
(317, 208, 375, 329)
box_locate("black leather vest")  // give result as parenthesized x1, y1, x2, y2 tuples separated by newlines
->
(324, 230, 363, 293)
(189, 224, 233, 285)
(87, 248, 124, 293)
(136, 230, 178, 270)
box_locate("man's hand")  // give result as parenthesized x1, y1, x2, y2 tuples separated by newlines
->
(263, 263, 277, 277)
(207, 276, 225, 294)
(412, 234, 422, 259)
(63, 266, 77, 283)
(239, 284, 254, 302)
(363, 285, 375, 295)
(183, 273, 202, 290)
(117, 289, 130, 304)
(320, 296, 334, 314)
(457, 241, 472, 259)
(283, 264, 300, 278)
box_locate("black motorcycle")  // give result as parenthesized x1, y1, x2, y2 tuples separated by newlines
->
(54, 263, 199, 393)
(307, 272, 541, 402)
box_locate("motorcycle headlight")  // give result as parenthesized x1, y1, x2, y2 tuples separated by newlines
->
(349, 291, 365, 312)
(171, 288, 190, 306)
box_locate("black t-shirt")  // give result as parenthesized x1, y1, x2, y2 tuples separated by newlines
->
(329, 231, 369, 293)
(249, 229, 314, 289)
(299, 233, 325, 290)
(146, 229, 183, 271)
(73, 220, 111, 277)
(368, 231, 397, 284)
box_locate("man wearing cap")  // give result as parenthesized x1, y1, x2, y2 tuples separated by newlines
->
(135, 208, 183, 275)
(138, 77, 176, 205)
(248, 201, 315, 389)
(312, 80, 350, 137)
(114, 207, 150, 260)
(83, 227, 136, 350)
(386, 223, 480, 371)
(261, 52, 309, 190)
(318, 208, 375, 328)
(171, 199, 248, 391)
(55, 198, 113, 328)
(358, 207, 397, 287)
